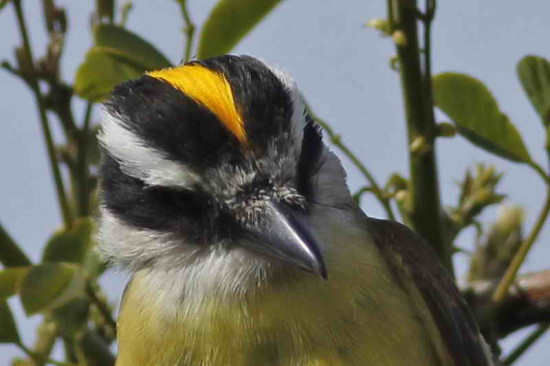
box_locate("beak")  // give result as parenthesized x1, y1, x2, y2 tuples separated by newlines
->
(243, 201, 327, 279)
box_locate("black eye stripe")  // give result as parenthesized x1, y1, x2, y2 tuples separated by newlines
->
(144, 186, 212, 215)
(100, 155, 235, 242)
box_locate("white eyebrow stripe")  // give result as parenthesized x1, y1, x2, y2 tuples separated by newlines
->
(98, 111, 200, 188)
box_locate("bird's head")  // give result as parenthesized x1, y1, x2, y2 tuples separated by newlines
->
(98, 55, 353, 280)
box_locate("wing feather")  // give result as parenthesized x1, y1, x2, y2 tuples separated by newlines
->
(366, 218, 493, 366)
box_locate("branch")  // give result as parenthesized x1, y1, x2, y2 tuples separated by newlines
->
(390, 0, 451, 274)
(503, 324, 549, 365)
(17, 342, 73, 366)
(0, 60, 27, 82)
(353, 186, 375, 204)
(85, 281, 117, 336)
(75, 329, 116, 366)
(176, 0, 195, 62)
(421, 0, 436, 122)
(11, 0, 73, 228)
(527, 160, 550, 185)
(465, 269, 550, 339)
(17, 320, 58, 366)
(76, 102, 94, 217)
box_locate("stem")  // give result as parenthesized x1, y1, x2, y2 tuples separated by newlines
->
(503, 324, 549, 365)
(17, 320, 58, 366)
(0, 222, 32, 267)
(85, 281, 117, 335)
(387, 0, 395, 32)
(76, 103, 93, 217)
(17, 342, 73, 366)
(527, 160, 550, 185)
(120, 2, 133, 27)
(75, 329, 116, 366)
(353, 186, 375, 204)
(53, 89, 78, 140)
(1, 60, 25, 80)
(12, 0, 72, 228)
(391, 0, 451, 274)
(493, 188, 550, 302)
(422, 0, 436, 116)
(61, 335, 78, 363)
(177, 0, 195, 62)
(465, 269, 550, 338)
(307, 106, 396, 220)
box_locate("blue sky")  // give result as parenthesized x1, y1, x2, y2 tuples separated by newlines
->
(1, 0, 549, 364)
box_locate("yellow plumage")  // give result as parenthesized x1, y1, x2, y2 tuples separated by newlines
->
(116, 223, 450, 366)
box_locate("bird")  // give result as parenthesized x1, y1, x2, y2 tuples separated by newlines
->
(97, 54, 493, 366)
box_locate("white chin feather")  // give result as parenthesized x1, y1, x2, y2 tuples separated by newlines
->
(97, 208, 270, 299)
(98, 111, 200, 188)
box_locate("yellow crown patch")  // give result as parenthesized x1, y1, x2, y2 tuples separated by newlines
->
(147, 65, 247, 144)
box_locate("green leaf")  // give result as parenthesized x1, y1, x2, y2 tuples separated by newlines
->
(0, 300, 20, 344)
(0, 224, 31, 267)
(42, 218, 94, 264)
(433, 72, 532, 163)
(94, 24, 171, 70)
(52, 299, 90, 335)
(198, 0, 282, 58)
(517, 55, 550, 126)
(0, 267, 29, 299)
(19, 263, 84, 315)
(75, 49, 143, 102)
(75, 25, 172, 102)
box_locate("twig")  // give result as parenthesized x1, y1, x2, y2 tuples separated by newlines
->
(75, 329, 116, 366)
(503, 324, 549, 365)
(493, 188, 550, 302)
(120, 1, 133, 26)
(466, 269, 550, 337)
(85, 281, 117, 336)
(17, 342, 73, 366)
(76, 102, 94, 217)
(11, 0, 73, 228)
(0, 60, 27, 82)
(176, 0, 195, 62)
(527, 160, 550, 185)
(353, 186, 375, 204)
(306, 105, 396, 220)
(61, 335, 78, 363)
(16, 320, 59, 366)
(421, 0, 436, 117)
(386, 0, 395, 33)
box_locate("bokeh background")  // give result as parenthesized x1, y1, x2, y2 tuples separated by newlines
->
(1, 0, 548, 364)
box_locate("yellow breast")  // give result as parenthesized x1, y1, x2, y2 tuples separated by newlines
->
(116, 241, 447, 366)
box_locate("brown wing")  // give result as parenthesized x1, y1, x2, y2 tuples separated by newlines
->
(366, 217, 493, 366)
